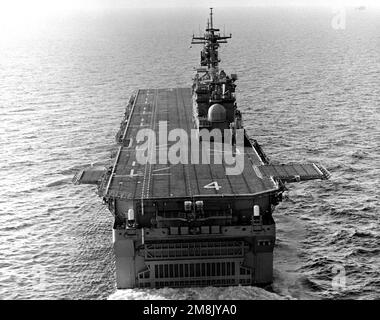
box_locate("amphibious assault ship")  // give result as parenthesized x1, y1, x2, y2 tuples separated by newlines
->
(73, 9, 330, 289)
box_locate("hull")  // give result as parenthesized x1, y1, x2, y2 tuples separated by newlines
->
(107, 88, 280, 288)
(113, 224, 275, 288)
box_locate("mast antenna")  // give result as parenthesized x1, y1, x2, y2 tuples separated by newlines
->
(210, 7, 213, 29)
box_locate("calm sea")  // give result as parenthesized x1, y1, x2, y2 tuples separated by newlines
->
(0, 7, 379, 300)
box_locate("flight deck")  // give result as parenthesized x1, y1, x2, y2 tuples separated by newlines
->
(103, 88, 279, 200)
(75, 87, 329, 200)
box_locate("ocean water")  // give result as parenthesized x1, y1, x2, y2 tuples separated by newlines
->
(0, 7, 379, 300)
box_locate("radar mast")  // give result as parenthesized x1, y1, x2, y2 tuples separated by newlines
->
(191, 8, 232, 78)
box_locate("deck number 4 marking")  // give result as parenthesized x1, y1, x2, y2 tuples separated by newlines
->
(204, 181, 221, 190)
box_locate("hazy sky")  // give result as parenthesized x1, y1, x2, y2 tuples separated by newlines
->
(0, 0, 378, 22)
(0, 0, 379, 12)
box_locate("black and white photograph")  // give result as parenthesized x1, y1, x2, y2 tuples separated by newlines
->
(0, 0, 378, 305)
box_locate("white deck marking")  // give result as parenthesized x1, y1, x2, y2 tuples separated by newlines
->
(250, 145, 265, 165)
(155, 143, 170, 150)
(252, 165, 263, 179)
(125, 138, 133, 148)
(152, 166, 171, 173)
(114, 174, 143, 178)
(204, 181, 222, 190)
(142, 89, 157, 199)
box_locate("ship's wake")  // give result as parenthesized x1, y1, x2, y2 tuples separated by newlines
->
(108, 285, 287, 300)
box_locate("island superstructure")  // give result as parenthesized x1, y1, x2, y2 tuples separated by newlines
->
(73, 9, 330, 289)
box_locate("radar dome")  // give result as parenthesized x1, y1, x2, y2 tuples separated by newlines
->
(207, 104, 226, 122)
